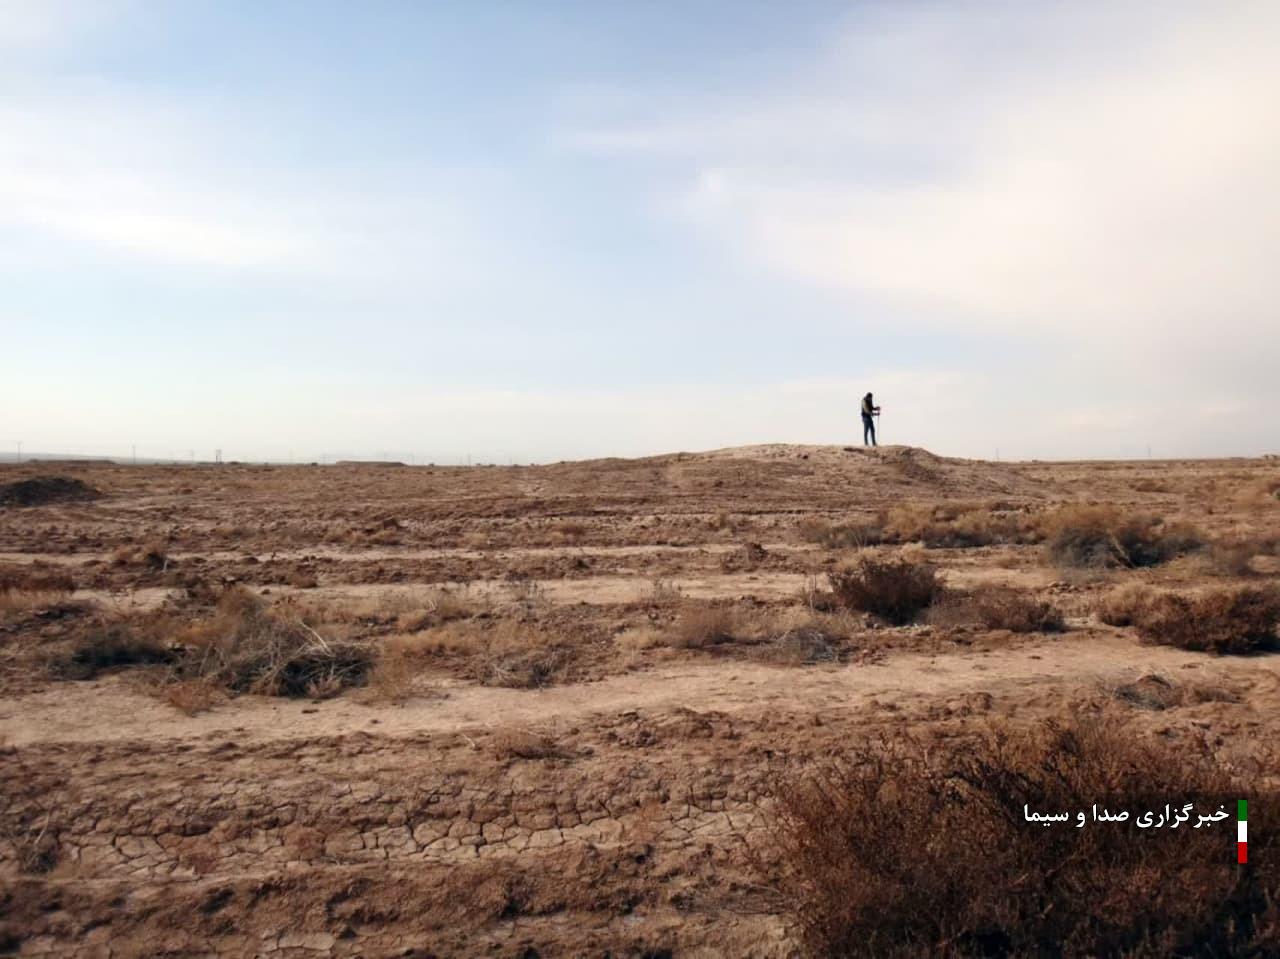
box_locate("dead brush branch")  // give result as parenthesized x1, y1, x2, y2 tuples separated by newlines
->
(763, 714, 1279, 958)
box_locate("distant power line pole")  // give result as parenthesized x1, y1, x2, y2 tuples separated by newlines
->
(132, 445, 137, 465)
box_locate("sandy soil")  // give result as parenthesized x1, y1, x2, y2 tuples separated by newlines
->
(0, 445, 1276, 956)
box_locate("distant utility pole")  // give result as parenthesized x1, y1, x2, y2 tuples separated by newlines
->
(215, 449, 222, 465)
(132, 445, 137, 465)
(189, 449, 195, 464)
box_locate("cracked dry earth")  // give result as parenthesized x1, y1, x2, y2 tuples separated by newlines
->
(1, 446, 1278, 957)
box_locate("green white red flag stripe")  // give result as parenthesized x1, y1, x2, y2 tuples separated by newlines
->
(1238, 800, 1247, 864)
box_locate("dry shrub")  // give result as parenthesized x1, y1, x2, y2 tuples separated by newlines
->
(395, 618, 576, 688)
(797, 517, 883, 549)
(475, 645, 573, 688)
(177, 587, 374, 697)
(614, 625, 667, 653)
(54, 625, 176, 679)
(0, 566, 81, 616)
(1204, 535, 1277, 576)
(0, 565, 75, 596)
(879, 503, 1032, 549)
(1109, 674, 1240, 711)
(392, 587, 480, 631)
(759, 622, 846, 666)
(360, 645, 418, 704)
(672, 601, 739, 648)
(968, 586, 1065, 633)
(828, 557, 941, 625)
(111, 540, 170, 570)
(0, 476, 99, 507)
(1132, 586, 1280, 654)
(766, 714, 1279, 958)
(1096, 583, 1159, 627)
(1043, 506, 1204, 569)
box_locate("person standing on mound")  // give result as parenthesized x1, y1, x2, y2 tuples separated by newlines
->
(861, 392, 881, 446)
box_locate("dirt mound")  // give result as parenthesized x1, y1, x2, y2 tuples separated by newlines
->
(0, 476, 100, 507)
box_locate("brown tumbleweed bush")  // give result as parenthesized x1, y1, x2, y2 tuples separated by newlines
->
(968, 586, 1065, 633)
(1132, 585, 1280, 654)
(828, 557, 941, 625)
(1096, 583, 1159, 627)
(176, 587, 375, 697)
(1042, 506, 1204, 569)
(765, 714, 1278, 958)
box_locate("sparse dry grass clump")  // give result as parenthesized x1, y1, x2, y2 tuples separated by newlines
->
(1132, 586, 1280, 654)
(672, 601, 739, 648)
(766, 714, 1279, 958)
(1109, 673, 1240, 711)
(54, 625, 176, 680)
(759, 619, 846, 666)
(52, 587, 379, 701)
(967, 586, 1065, 633)
(389, 617, 578, 689)
(801, 504, 1036, 551)
(828, 557, 941, 625)
(797, 516, 883, 549)
(0, 565, 75, 596)
(1203, 534, 1278, 576)
(881, 503, 1031, 548)
(111, 540, 170, 570)
(360, 645, 418, 704)
(0, 563, 78, 617)
(1098, 583, 1280, 654)
(1042, 506, 1204, 569)
(1096, 583, 1158, 627)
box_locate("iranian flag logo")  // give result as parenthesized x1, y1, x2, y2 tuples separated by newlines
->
(1238, 800, 1248, 864)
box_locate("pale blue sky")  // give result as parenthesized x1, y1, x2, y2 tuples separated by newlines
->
(3, 1, 1277, 462)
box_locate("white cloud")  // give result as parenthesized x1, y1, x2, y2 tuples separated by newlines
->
(567, 2, 1280, 349)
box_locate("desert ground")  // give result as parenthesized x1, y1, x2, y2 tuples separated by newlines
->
(1, 446, 1278, 957)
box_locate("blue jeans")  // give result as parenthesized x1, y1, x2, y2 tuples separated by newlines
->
(862, 414, 876, 446)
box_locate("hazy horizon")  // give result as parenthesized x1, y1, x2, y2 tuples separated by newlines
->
(4, 1, 1278, 463)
